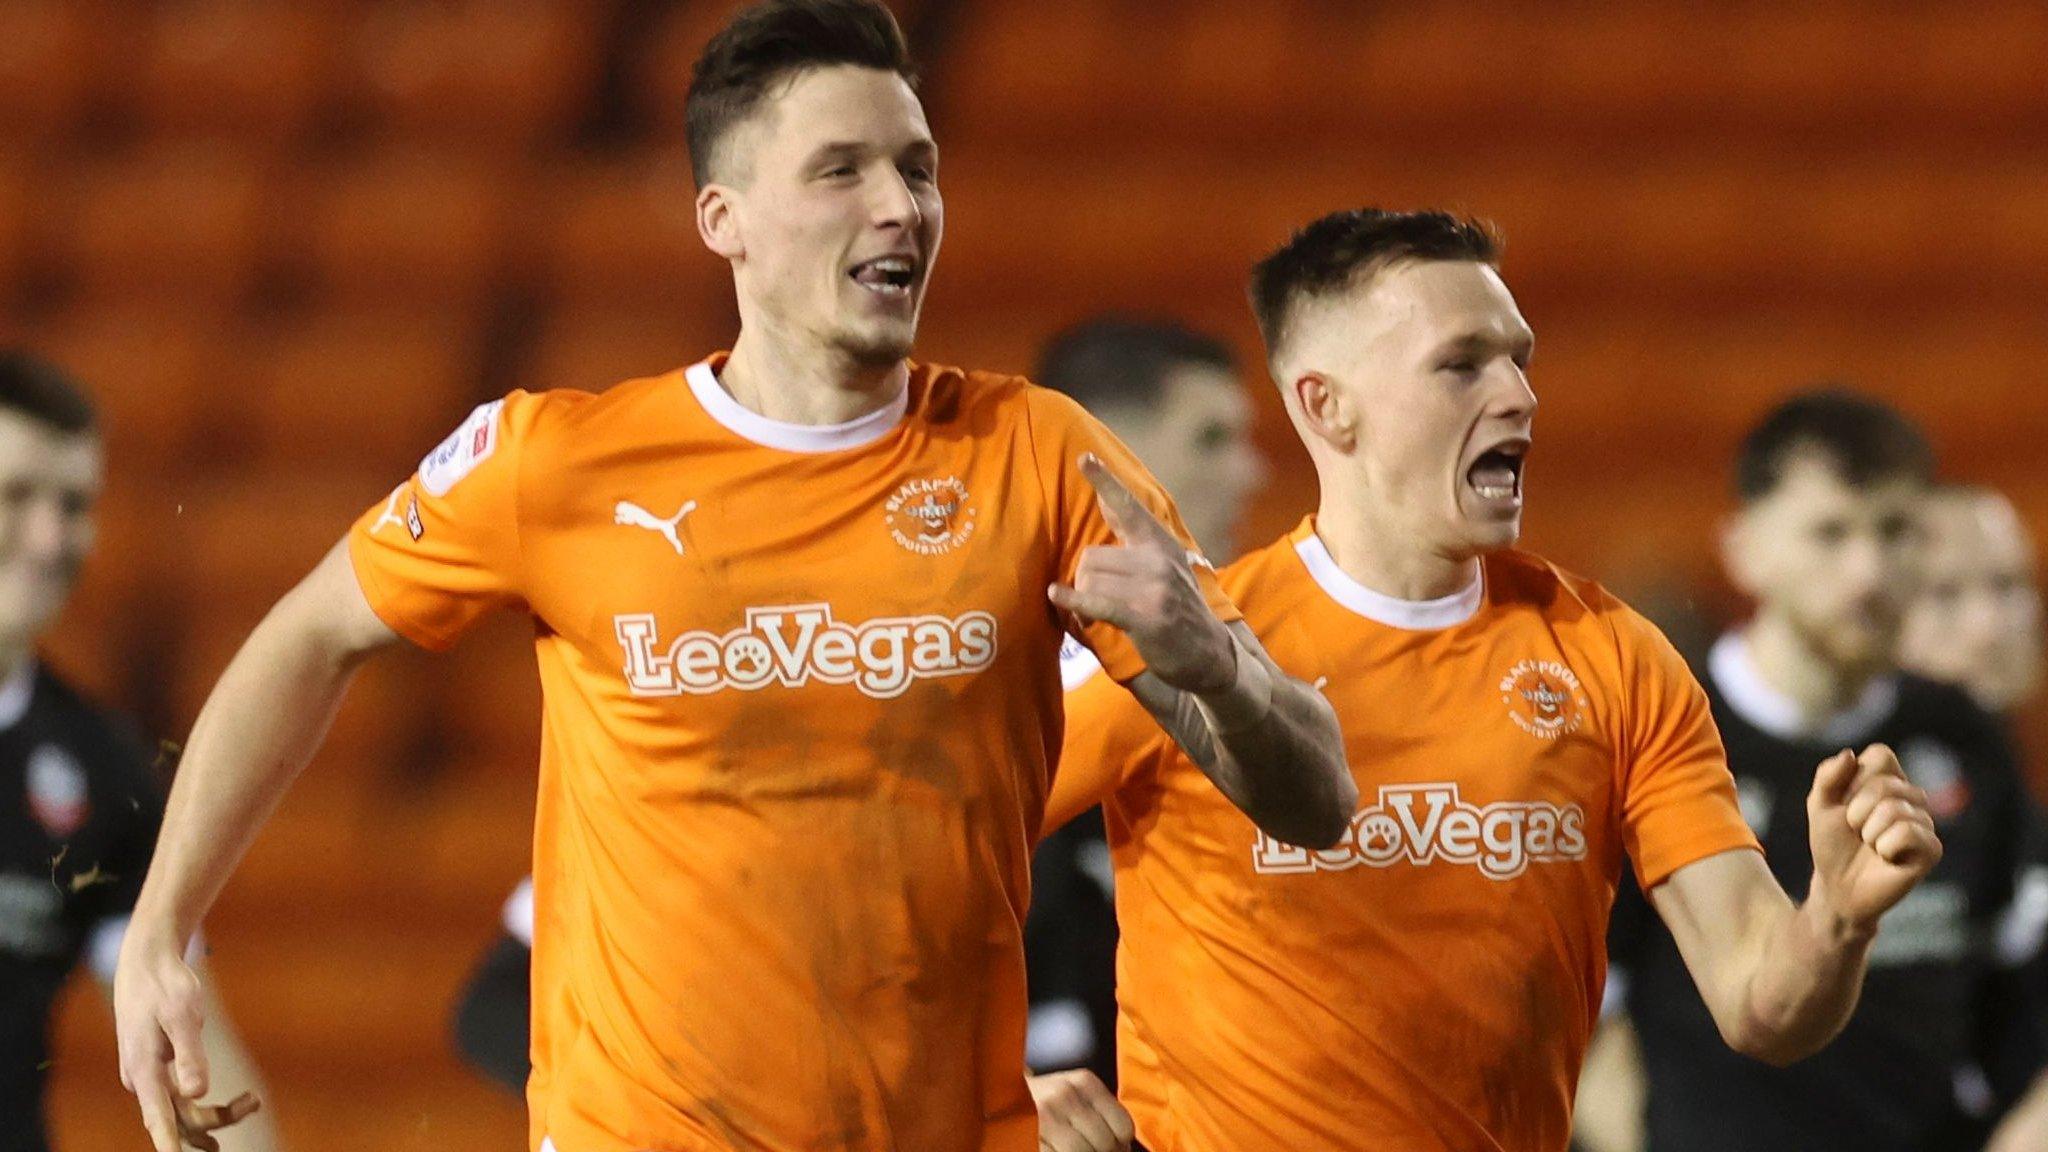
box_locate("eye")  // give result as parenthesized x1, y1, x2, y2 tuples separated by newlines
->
(1812, 520, 1850, 546)
(1877, 515, 1917, 545)
(820, 164, 857, 180)
(1438, 360, 1480, 378)
(1195, 424, 1232, 452)
(902, 163, 935, 184)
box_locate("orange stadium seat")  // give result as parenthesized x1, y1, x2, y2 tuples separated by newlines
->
(128, 0, 341, 144)
(0, 0, 103, 146)
(229, 307, 486, 476)
(53, 142, 277, 308)
(279, 147, 523, 308)
(0, 157, 41, 307)
(522, 302, 735, 395)
(341, 0, 599, 151)
(539, 150, 723, 309)
(630, 2, 748, 137)
(10, 302, 228, 472)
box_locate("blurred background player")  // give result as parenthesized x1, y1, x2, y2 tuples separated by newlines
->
(1587, 393, 2048, 1152)
(109, 2, 1348, 1151)
(445, 317, 1268, 1097)
(0, 351, 281, 1152)
(1040, 210, 1944, 1152)
(1904, 482, 2048, 1147)
(1902, 484, 2043, 718)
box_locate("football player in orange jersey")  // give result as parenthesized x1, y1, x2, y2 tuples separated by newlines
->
(1042, 209, 1946, 1152)
(106, 2, 1351, 1151)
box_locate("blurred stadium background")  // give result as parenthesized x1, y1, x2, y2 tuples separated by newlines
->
(3, 0, 2043, 1146)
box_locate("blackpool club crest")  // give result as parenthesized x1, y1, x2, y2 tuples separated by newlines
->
(885, 477, 977, 556)
(1500, 659, 1589, 739)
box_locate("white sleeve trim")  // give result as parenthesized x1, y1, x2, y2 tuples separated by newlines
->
(502, 877, 536, 947)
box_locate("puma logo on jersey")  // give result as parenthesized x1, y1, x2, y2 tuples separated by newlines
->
(616, 603, 997, 700)
(615, 500, 696, 556)
(1253, 782, 1587, 880)
(372, 486, 423, 541)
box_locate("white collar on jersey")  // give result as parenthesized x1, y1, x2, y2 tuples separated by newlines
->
(1708, 631, 1900, 745)
(684, 360, 907, 454)
(0, 658, 34, 733)
(1293, 532, 1484, 631)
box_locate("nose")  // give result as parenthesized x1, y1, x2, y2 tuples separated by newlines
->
(1496, 361, 1538, 422)
(21, 495, 69, 562)
(871, 166, 921, 232)
(1234, 441, 1270, 496)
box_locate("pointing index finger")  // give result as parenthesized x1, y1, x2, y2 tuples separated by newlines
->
(1079, 453, 1174, 550)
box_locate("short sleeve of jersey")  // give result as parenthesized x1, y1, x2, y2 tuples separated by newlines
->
(348, 392, 540, 651)
(1023, 388, 1239, 682)
(1043, 652, 1170, 836)
(1612, 602, 1760, 890)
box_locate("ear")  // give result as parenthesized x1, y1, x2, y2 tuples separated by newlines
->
(697, 183, 743, 260)
(1291, 371, 1356, 454)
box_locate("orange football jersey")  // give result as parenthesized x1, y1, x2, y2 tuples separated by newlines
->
(1046, 517, 1759, 1152)
(347, 354, 1233, 1152)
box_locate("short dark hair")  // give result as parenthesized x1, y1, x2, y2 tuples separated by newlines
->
(0, 349, 97, 435)
(1734, 389, 1934, 503)
(1249, 208, 1501, 357)
(685, 0, 916, 187)
(1036, 318, 1235, 413)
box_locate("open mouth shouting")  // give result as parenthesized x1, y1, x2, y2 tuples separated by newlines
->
(848, 253, 919, 301)
(1464, 435, 1530, 513)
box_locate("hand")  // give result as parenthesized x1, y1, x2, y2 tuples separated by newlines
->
(115, 933, 261, 1151)
(1030, 1069, 1135, 1152)
(1806, 744, 1942, 936)
(1048, 454, 1236, 694)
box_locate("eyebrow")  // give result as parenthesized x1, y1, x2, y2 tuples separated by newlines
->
(803, 138, 938, 165)
(1434, 331, 1535, 360)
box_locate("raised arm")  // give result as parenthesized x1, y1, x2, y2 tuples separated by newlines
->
(115, 542, 400, 1152)
(1048, 455, 1354, 849)
(1648, 744, 1940, 1066)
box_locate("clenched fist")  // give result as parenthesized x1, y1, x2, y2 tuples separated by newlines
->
(1030, 1069, 1135, 1152)
(1806, 743, 1942, 933)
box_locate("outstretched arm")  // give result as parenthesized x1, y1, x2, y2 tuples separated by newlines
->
(1649, 745, 1940, 1066)
(1049, 455, 1354, 849)
(116, 542, 400, 1152)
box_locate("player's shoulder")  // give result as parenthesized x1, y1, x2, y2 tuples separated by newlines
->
(1481, 549, 1635, 626)
(909, 360, 1054, 430)
(1215, 529, 1318, 604)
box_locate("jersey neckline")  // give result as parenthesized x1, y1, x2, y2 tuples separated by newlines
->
(0, 658, 35, 732)
(1708, 631, 1900, 745)
(684, 357, 908, 454)
(1290, 519, 1485, 631)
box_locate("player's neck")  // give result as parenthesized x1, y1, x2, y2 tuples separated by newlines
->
(721, 328, 908, 426)
(1314, 500, 1481, 602)
(1741, 613, 1885, 723)
(0, 644, 30, 687)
